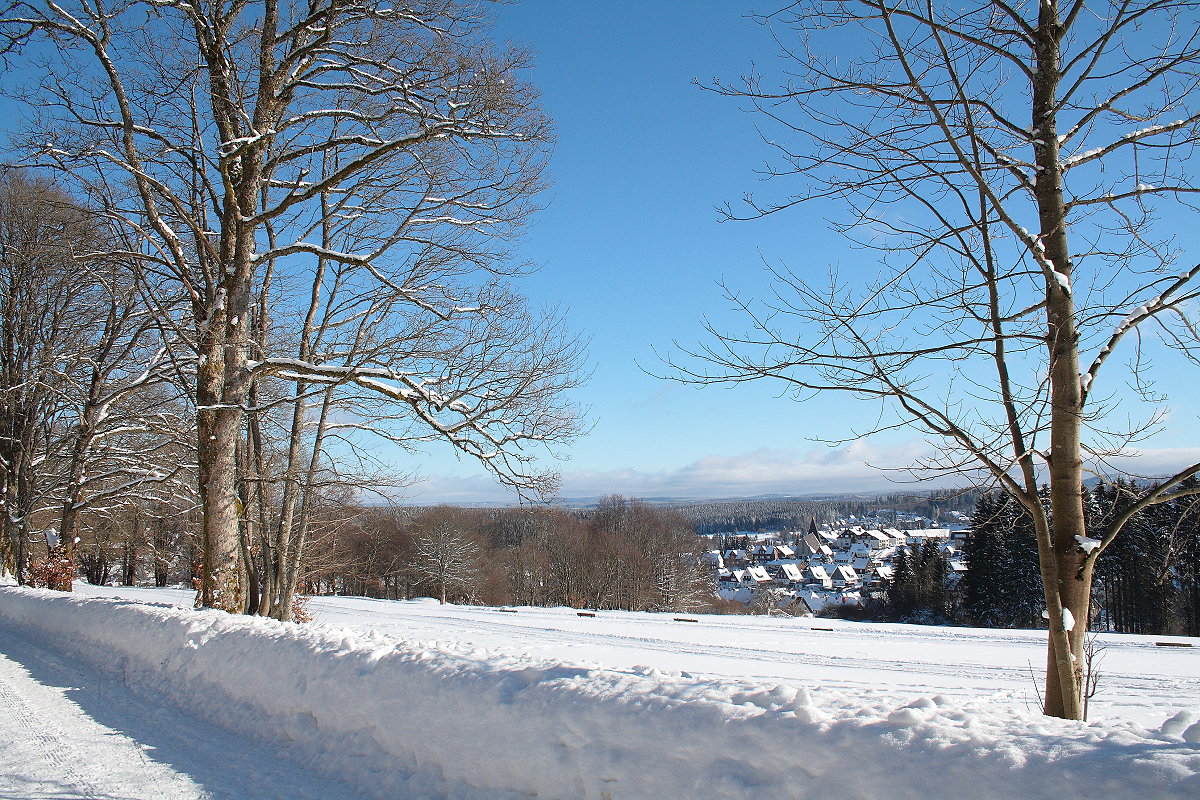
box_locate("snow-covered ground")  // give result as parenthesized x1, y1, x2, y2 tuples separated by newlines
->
(2, 583, 1199, 799)
(0, 619, 364, 800)
(74, 583, 1198, 727)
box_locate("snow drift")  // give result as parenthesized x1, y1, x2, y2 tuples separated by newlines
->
(1, 587, 1198, 800)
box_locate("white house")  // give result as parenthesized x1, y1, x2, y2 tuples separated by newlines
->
(829, 565, 859, 589)
(804, 564, 833, 589)
(774, 563, 805, 588)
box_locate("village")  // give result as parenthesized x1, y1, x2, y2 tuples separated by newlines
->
(707, 512, 972, 614)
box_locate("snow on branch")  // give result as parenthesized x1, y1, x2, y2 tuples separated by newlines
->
(1081, 262, 1200, 400)
(1061, 117, 1200, 170)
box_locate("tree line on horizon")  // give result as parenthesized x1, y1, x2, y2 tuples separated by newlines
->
(28, 495, 717, 615)
(681, 488, 980, 536)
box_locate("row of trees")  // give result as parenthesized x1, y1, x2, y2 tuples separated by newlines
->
(0, 171, 193, 590)
(1093, 480, 1200, 636)
(962, 484, 1200, 636)
(42, 495, 713, 615)
(0, 0, 585, 617)
(317, 498, 710, 613)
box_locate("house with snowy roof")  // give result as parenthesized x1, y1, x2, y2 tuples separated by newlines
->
(804, 564, 833, 589)
(859, 529, 894, 550)
(906, 528, 953, 545)
(723, 549, 751, 568)
(829, 565, 859, 589)
(772, 544, 797, 561)
(849, 541, 873, 557)
(801, 533, 834, 562)
(772, 563, 805, 588)
(745, 565, 773, 585)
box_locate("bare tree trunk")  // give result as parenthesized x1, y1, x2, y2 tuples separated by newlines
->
(197, 327, 247, 611)
(55, 399, 100, 591)
(1030, 2, 1087, 718)
(277, 386, 336, 621)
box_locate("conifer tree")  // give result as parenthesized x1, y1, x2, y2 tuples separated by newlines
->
(888, 547, 915, 619)
(963, 490, 1044, 629)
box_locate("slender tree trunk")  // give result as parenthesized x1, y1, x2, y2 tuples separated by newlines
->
(1032, 1, 1088, 719)
(276, 385, 335, 621)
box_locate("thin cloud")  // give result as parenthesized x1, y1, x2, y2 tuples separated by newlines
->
(559, 442, 939, 499)
(400, 443, 1200, 505)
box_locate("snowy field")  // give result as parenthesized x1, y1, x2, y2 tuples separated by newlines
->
(2, 583, 1199, 799)
(72, 583, 1199, 727)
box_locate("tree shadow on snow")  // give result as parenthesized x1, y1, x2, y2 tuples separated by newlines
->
(0, 622, 370, 800)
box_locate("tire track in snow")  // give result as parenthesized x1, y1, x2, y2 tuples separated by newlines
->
(0, 645, 142, 800)
(0, 622, 370, 800)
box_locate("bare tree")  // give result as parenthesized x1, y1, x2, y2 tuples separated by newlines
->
(672, 0, 1200, 719)
(2, 0, 584, 612)
(0, 169, 189, 587)
(47, 257, 188, 585)
(0, 170, 78, 581)
(412, 506, 479, 604)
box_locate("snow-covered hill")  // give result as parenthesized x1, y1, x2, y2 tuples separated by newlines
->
(2, 584, 1199, 799)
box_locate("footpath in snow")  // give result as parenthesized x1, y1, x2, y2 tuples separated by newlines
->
(0, 609, 373, 800)
(2, 585, 1200, 800)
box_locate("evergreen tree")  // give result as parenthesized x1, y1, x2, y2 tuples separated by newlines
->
(1006, 491, 1045, 628)
(888, 547, 915, 618)
(963, 492, 1008, 625)
(1174, 477, 1200, 636)
(915, 539, 948, 620)
(961, 489, 1043, 629)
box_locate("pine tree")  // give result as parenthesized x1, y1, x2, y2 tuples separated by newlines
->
(962, 489, 1043, 629)
(1005, 490, 1045, 628)
(888, 547, 915, 619)
(963, 492, 1008, 625)
(1174, 478, 1200, 636)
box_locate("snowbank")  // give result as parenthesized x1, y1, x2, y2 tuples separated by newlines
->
(1, 587, 1198, 800)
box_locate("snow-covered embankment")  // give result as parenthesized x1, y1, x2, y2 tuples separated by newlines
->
(1, 586, 1198, 800)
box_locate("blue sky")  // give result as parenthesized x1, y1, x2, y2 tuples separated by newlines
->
(5, 1, 1198, 504)
(401, 0, 1200, 504)
(410, 1, 904, 503)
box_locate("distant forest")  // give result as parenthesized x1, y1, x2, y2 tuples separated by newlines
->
(664, 489, 982, 535)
